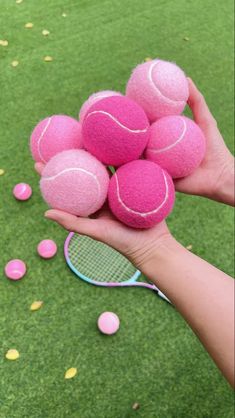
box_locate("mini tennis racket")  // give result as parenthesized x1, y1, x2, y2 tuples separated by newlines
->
(64, 232, 171, 303)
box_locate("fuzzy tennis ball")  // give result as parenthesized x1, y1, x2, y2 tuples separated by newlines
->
(40, 149, 109, 216)
(30, 115, 83, 163)
(82, 96, 150, 166)
(126, 59, 189, 122)
(79, 90, 122, 124)
(108, 160, 175, 229)
(145, 115, 206, 178)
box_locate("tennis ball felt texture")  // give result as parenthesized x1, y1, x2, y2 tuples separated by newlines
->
(108, 160, 175, 229)
(79, 90, 122, 124)
(145, 116, 206, 178)
(30, 115, 83, 163)
(40, 149, 109, 216)
(126, 59, 189, 122)
(82, 96, 150, 166)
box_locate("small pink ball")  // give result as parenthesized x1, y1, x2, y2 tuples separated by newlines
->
(5, 259, 27, 280)
(37, 239, 57, 259)
(13, 183, 32, 201)
(97, 312, 120, 335)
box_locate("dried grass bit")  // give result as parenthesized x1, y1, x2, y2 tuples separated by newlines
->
(44, 56, 53, 62)
(30, 301, 43, 311)
(186, 244, 193, 250)
(25, 22, 34, 29)
(6, 349, 20, 360)
(145, 57, 152, 62)
(16, 0, 23, 3)
(42, 30, 50, 36)
(62, 13, 67, 17)
(65, 367, 77, 379)
(132, 402, 140, 410)
(183, 37, 190, 41)
(11, 60, 19, 67)
(0, 169, 5, 176)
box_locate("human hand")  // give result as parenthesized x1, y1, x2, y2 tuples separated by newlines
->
(174, 78, 234, 206)
(35, 162, 173, 269)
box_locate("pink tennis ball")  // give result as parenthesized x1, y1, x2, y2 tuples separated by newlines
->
(37, 239, 57, 259)
(79, 90, 122, 124)
(82, 96, 150, 167)
(108, 160, 175, 229)
(97, 312, 120, 335)
(13, 183, 32, 201)
(40, 149, 109, 216)
(30, 115, 83, 163)
(126, 59, 189, 122)
(145, 116, 206, 178)
(5, 259, 26, 280)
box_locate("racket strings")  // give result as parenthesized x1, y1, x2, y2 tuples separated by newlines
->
(68, 234, 137, 283)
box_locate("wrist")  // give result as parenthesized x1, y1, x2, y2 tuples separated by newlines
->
(136, 235, 181, 278)
(213, 156, 235, 206)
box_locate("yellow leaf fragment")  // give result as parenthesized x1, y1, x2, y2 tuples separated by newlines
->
(11, 60, 19, 67)
(62, 13, 67, 17)
(42, 30, 50, 36)
(30, 300, 43, 311)
(186, 244, 193, 250)
(65, 367, 77, 379)
(0, 169, 5, 176)
(6, 349, 20, 360)
(44, 55, 53, 62)
(183, 36, 190, 41)
(25, 22, 34, 29)
(16, 0, 23, 3)
(0, 40, 8, 46)
(145, 57, 152, 62)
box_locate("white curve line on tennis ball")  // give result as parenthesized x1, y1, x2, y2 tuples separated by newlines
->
(148, 117, 187, 154)
(85, 111, 148, 134)
(37, 117, 53, 163)
(148, 60, 186, 105)
(115, 171, 169, 217)
(42, 167, 101, 195)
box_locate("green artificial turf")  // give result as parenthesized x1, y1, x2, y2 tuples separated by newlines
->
(0, 0, 234, 417)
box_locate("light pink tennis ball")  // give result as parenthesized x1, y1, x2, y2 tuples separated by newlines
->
(30, 115, 83, 163)
(145, 116, 206, 178)
(79, 90, 122, 124)
(108, 160, 175, 229)
(97, 312, 120, 335)
(126, 59, 189, 122)
(13, 183, 32, 201)
(40, 149, 109, 216)
(82, 96, 150, 166)
(37, 239, 57, 259)
(5, 259, 26, 280)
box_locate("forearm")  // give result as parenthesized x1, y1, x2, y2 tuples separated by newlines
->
(140, 238, 234, 386)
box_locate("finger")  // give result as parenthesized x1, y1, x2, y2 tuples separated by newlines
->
(187, 77, 217, 128)
(45, 209, 112, 243)
(35, 162, 45, 176)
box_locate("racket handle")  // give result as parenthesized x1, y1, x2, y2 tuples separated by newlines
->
(158, 290, 171, 304)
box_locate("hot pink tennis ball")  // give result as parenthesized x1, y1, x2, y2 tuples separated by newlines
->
(37, 239, 57, 259)
(13, 183, 32, 201)
(40, 149, 109, 216)
(82, 96, 150, 167)
(126, 59, 189, 122)
(97, 312, 120, 335)
(79, 90, 122, 124)
(30, 115, 83, 163)
(145, 116, 206, 178)
(108, 160, 175, 229)
(5, 259, 26, 280)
